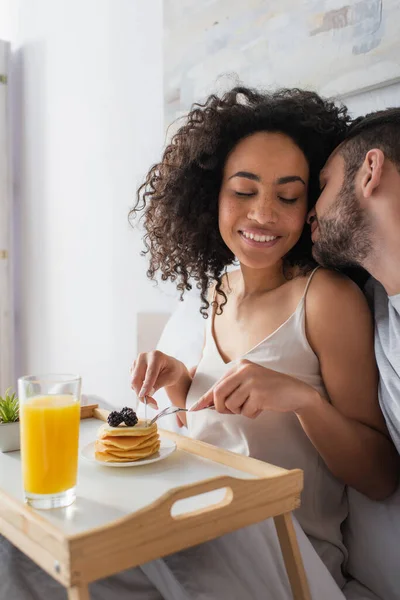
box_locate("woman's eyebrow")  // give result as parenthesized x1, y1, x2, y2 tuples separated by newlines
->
(228, 172, 306, 186)
(276, 175, 306, 185)
(228, 171, 260, 182)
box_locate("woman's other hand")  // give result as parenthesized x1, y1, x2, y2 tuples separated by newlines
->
(130, 351, 186, 409)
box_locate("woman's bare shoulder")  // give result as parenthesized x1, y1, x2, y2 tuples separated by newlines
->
(305, 267, 373, 343)
(307, 268, 367, 306)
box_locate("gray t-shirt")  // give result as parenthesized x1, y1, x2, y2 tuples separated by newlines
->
(366, 277, 400, 453)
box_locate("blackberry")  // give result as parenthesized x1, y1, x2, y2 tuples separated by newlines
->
(121, 407, 138, 427)
(107, 410, 123, 427)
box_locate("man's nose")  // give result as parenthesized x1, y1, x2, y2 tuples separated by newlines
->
(307, 208, 316, 225)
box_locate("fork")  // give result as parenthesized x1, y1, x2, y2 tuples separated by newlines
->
(149, 405, 214, 425)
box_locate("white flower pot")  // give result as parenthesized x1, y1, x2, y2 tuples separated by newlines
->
(0, 421, 20, 452)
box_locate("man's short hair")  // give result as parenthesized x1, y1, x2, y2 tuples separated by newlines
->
(340, 107, 400, 180)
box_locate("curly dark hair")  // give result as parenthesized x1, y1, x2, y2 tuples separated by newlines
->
(130, 86, 350, 317)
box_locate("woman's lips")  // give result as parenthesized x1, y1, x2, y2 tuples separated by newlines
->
(239, 230, 281, 248)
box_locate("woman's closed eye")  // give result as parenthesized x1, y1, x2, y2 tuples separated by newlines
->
(234, 190, 256, 197)
(279, 196, 299, 204)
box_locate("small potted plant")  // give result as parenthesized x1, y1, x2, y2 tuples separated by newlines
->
(0, 388, 20, 452)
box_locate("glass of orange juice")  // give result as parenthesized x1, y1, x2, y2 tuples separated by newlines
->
(18, 374, 81, 509)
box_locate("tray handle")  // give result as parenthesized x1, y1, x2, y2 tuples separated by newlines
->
(159, 474, 281, 522)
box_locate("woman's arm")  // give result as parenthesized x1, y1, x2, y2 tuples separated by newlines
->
(193, 270, 399, 500)
(131, 313, 207, 417)
(298, 269, 399, 499)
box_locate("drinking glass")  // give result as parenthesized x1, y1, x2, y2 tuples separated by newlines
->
(18, 373, 81, 509)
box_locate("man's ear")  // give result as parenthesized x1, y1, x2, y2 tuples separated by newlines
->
(360, 148, 384, 199)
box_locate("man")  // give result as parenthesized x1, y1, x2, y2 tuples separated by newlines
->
(308, 107, 400, 454)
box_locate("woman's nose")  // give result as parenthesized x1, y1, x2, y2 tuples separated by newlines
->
(247, 198, 278, 224)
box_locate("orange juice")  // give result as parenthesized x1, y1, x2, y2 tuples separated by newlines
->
(20, 395, 80, 495)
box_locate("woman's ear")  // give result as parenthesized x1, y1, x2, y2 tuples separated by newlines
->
(360, 148, 384, 199)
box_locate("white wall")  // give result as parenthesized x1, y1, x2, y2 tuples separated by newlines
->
(0, 39, 14, 393)
(344, 82, 400, 117)
(2, 0, 178, 407)
(0, 0, 19, 42)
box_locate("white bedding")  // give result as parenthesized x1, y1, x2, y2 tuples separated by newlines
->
(1, 517, 348, 600)
(343, 581, 381, 600)
(0, 531, 379, 600)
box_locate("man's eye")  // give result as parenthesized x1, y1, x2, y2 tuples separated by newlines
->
(235, 191, 255, 197)
(279, 197, 298, 204)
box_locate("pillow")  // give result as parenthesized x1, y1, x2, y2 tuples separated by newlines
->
(156, 294, 205, 367)
(344, 485, 400, 600)
(137, 294, 205, 432)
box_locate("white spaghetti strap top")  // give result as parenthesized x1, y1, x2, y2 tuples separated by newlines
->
(186, 267, 348, 587)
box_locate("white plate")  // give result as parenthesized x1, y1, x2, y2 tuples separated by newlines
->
(81, 437, 177, 467)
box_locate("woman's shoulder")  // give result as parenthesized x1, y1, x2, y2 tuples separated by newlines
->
(278, 267, 350, 304)
(305, 267, 373, 335)
(307, 267, 366, 303)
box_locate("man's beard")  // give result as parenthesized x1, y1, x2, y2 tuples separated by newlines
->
(312, 180, 372, 269)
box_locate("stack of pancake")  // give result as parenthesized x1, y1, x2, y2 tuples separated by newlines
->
(95, 420, 160, 463)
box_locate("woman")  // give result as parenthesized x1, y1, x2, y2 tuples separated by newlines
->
(130, 86, 398, 596)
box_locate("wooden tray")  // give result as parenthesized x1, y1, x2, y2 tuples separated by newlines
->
(0, 405, 310, 600)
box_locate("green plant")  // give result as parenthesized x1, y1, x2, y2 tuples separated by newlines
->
(0, 388, 19, 423)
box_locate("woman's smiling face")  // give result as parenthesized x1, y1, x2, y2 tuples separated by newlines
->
(218, 131, 310, 270)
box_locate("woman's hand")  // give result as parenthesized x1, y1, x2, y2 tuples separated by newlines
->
(191, 359, 317, 418)
(130, 351, 187, 408)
